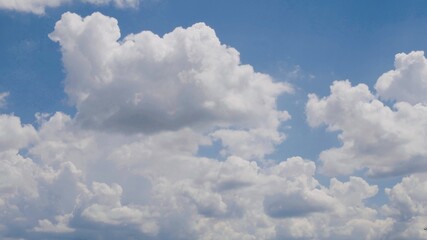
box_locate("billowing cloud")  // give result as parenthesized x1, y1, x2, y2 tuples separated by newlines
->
(306, 80, 427, 177)
(1, 11, 426, 240)
(49, 12, 291, 137)
(376, 51, 427, 104)
(0, 116, 389, 239)
(381, 173, 427, 240)
(0, 0, 139, 15)
(305, 50, 427, 240)
(48, 11, 291, 160)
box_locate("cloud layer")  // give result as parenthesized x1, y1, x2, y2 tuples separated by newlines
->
(0, 112, 392, 239)
(1, 12, 427, 240)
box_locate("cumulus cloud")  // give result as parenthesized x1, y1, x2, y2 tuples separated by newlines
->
(0, 117, 388, 239)
(0, 114, 37, 152)
(380, 173, 427, 240)
(47, 11, 291, 160)
(0, 110, 398, 238)
(49, 12, 291, 138)
(304, 50, 427, 239)
(1, 11, 425, 240)
(376, 51, 427, 104)
(0, 112, 360, 238)
(0, 0, 139, 15)
(306, 80, 427, 177)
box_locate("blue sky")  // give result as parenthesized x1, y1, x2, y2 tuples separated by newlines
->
(1, 1, 427, 239)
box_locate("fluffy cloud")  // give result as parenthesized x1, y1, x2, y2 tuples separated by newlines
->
(382, 173, 427, 221)
(0, 114, 37, 152)
(0, 110, 391, 239)
(0, 85, 389, 238)
(1, 11, 425, 240)
(0, 117, 389, 239)
(49, 12, 291, 137)
(381, 173, 427, 240)
(211, 123, 288, 160)
(0, 0, 139, 15)
(306, 80, 427, 177)
(48, 11, 291, 160)
(304, 49, 427, 238)
(376, 51, 427, 104)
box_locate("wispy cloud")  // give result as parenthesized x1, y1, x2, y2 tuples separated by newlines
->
(0, 0, 140, 15)
(0, 92, 9, 108)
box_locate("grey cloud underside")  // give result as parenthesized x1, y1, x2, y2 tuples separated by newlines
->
(263, 192, 332, 218)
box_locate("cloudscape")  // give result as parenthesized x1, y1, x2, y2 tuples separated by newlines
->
(1, 1, 427, 239)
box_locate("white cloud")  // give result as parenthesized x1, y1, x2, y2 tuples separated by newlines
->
(306, 80, 427, 177)
(0, 0, 139, 15)
(0, 110, 395, 239)
(382, 173, 427, 220)
(211, 127, 286, 160)
(0, 114, 37, 152)
(0, 151, 85, 239)
(376, 51, 427, 104)
(304, 50, 427, 238)
(47, 11, 291, 161)
(0, 0, 68, 15)
(1, 12, 425, 240)
(79, 182, 159, 235)
(82, 0, 139, 8)
(328, 176, 378, 206)
(380, 173, 427, 240)
(49, 12, 291, 138)
(33, 214, 75, 233)
(0, 151, 40, 202)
